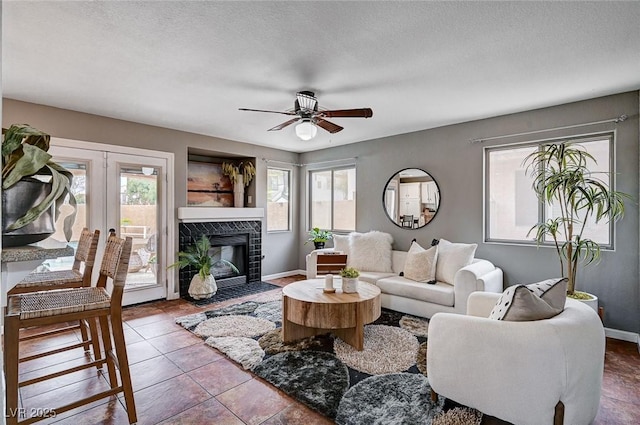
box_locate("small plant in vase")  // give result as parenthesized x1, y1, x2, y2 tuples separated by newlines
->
(222, 161, 256, 208)
(340, 267, 360, 293)
(168, 234, 239, 300)
(305, 227, 333, 249)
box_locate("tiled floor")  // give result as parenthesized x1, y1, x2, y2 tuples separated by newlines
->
(12, 275, 640, 424)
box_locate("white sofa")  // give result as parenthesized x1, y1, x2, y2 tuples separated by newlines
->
(427, 292, 605, 425)
(306, 247, 503, 318)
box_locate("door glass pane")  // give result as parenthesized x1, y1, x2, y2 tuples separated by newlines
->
(41, 161, 88, 272)
(120, 166, 159, 290)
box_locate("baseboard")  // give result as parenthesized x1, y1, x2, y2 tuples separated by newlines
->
(262, 269, 306, 281)
(604, 327, 639, 343)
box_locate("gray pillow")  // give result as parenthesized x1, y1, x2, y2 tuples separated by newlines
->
(489, 278, 568, 321)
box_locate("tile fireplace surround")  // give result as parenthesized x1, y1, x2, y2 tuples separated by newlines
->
(177, 207, 263, 297)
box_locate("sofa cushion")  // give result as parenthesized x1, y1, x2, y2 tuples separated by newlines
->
(349, 231, 394, 273)
(489, 278, 568, 321)
(358, 271, 397, 284)
(435, 239, 477, 284)
(377, 276, 454, 307)
(332, 234, 352, 258)
(403, 241, 438, 283)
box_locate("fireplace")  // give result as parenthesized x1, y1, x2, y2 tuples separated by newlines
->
(178, 220, 261, 297)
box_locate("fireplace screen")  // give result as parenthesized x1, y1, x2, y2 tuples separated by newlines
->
(208, 234, 248, 279)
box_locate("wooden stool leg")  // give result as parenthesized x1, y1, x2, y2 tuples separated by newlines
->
(88, 317, 103, 366)
(111, 314, 137, 424)
(5, 316, 21, 425)
(98, 316, 118, 387)
(79, 318, 91, 351)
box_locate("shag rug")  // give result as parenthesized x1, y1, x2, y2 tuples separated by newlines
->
(183, 281, 280, 306)
(176, 295, 482, 425)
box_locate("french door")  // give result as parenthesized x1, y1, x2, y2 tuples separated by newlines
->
(49, 142, 172, 305)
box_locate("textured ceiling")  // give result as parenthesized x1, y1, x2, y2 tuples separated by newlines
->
(3, 1, 640, 153)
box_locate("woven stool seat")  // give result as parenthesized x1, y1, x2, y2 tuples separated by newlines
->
(14, 269, 84, 289)
(8, 287, 111, 320)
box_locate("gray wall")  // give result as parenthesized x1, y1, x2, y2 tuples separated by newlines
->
(2, 99, 301, 278)
(300, 91, 639, 333)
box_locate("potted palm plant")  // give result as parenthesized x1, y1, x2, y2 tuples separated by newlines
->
(305, 227, 333, 249)
(2, 124, 77, 247)
(168, 234, 239, 300)
(222, 160, 256, 208)
(525, 141, 629, 308)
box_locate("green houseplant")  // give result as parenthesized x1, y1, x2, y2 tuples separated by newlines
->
(1, 124, 77, 246)
(340, 267, 360, 293)
(305, 227, 333, 249)
(524, 141, 629, 300)
(168, 234, 239, 299)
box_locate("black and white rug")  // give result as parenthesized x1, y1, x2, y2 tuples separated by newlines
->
(176, 296, 482, 425)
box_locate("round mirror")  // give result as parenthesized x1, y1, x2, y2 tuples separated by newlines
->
(383, 168, 440, 229)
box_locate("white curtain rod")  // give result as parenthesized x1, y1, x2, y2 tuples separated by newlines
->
(470, 114, 628, 144)
(261, 158, 304, 167)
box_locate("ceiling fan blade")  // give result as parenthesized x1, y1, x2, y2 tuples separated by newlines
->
(239, 108, 297, 116)
(315, 118, 344, 134)
(268, 117, 300, 131)
(319, 108, 373, 118)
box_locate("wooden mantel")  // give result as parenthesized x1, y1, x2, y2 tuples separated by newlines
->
(177, 207, 264, 222)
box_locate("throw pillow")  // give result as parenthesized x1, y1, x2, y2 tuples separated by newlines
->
(435, 239, 477, 284)
(332, 234, 352, 257)
(403, 241, 438, 283)
(349, 231, 394, 273)
(489, 278, 568, 321)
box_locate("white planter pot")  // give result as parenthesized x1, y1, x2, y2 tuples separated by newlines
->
(576, 293, 599, 313)
(342, 277, 359, 293)
(188, 274, 217, 300)
(234, 174, 244, 208)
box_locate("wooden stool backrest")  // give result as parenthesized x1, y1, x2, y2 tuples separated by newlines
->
(96, 235, 132, 306)
(316, 254, 348, 275)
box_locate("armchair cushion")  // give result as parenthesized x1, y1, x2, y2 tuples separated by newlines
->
(489, 278, 567, 321)
(435, 239, 477, 284)
(403, 241, 438, 283)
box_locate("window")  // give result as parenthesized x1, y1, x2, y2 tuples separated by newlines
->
(310, 166, 356, 232)
(266, 168, 291, 232)
(485, 134, 613, 246)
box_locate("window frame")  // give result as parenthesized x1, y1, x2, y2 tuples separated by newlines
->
(484, 132, 616, 249)
(308, 164, 357, 233)
(266, 166, 292, 233)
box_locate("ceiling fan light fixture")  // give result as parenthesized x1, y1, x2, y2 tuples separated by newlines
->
(295, 120, 317, 141)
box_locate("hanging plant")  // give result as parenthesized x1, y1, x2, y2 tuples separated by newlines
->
(1, 124, 77, 241)
(222, 161, 256, 187)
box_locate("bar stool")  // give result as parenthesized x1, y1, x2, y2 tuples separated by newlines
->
(9, 228, 100, 294)
(4, 235, 137, 425)
(9, 228, 101, 354)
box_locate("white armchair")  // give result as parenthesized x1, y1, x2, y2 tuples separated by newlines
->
(427, 292, 605, 425)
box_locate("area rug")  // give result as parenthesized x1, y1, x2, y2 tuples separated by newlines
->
(176, 297, 482, 424)
(183, 281, 280, 306)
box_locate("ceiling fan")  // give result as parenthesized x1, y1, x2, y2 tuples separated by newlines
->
(239, 91, 373, 140)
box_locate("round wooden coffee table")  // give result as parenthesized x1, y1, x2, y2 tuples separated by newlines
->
(282, 279, 381, 351)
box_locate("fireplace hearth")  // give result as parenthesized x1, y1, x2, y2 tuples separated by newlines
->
(178, 220, 261, 297)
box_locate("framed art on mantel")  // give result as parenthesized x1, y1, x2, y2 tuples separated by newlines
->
(187, 161, 234, 206)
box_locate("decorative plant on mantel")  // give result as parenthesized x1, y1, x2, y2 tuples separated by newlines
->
(1, 124, 77, 244)
(524, 141, 629, 298)
(222, 161, 256, 187)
